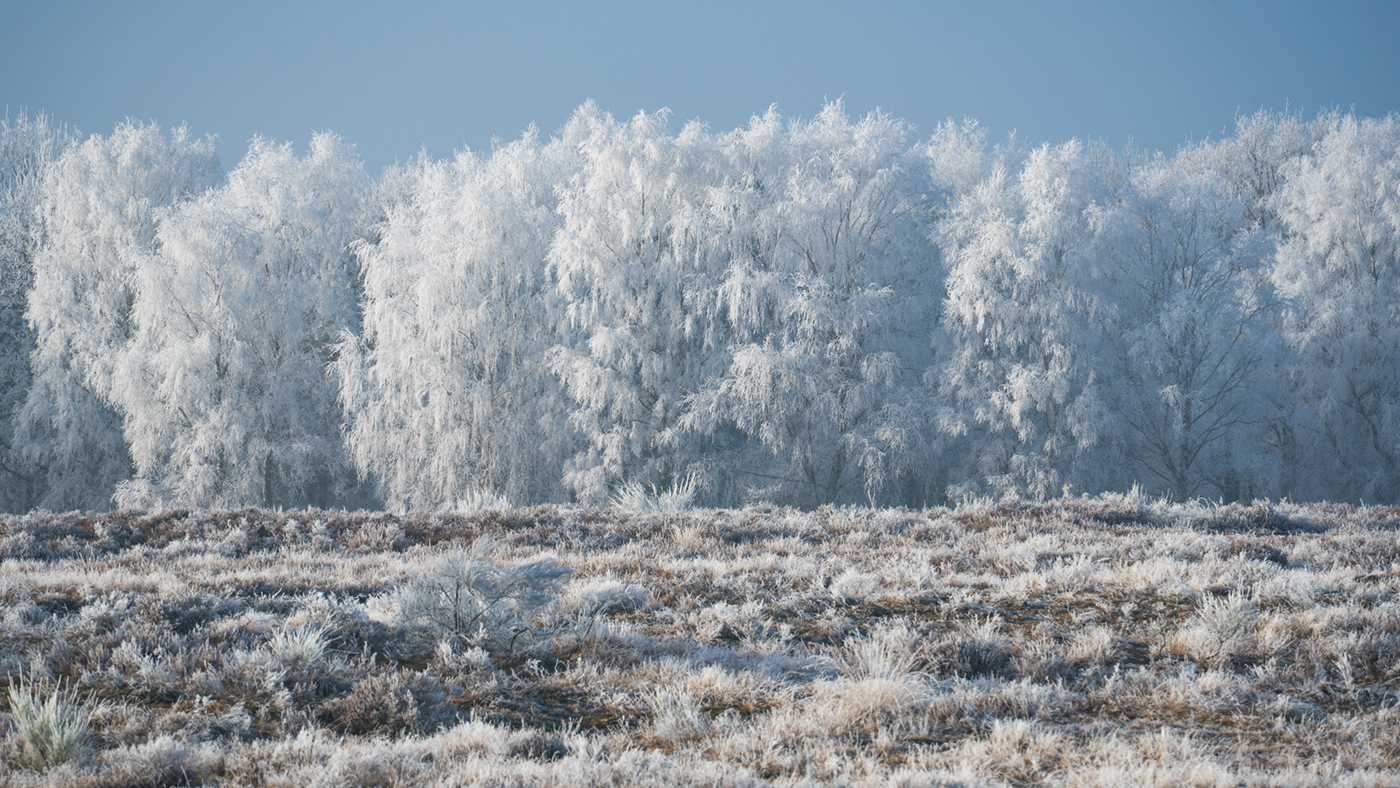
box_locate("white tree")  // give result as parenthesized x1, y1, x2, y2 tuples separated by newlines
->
(546, 103, 726, 504)
(937, 140, 1115, 500)
(16, 122, 221, 511)
(686, 103, 940, 507)
(339, 129, 572, 511)
(1092, 144, 1283, 501)
(0, 111, 73, 510)
(112, 133, 366, 509)
(1214, 110, 1327, 233)
(1271, 113, 1400, 501)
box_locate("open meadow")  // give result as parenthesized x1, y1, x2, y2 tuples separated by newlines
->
(2, 497, 1399, 786)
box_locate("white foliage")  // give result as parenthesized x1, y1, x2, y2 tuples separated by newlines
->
(340, 129, 570, 511)
(646, 687, 709, 741)
(8, 106, 1400, 510)
(547, 102, 725, 504)
(0, 111, 72, 511)
(686, 102, 940, 507)
(267, 624, 331, 668)
(17, 122, 220, 510)
(1092, 141, 1284, 500)
(1272, 113, 1400, 500)
(7, 673, 91, 770)
(938, 140, 1112, 500)
(453, 488, 514, 516)
(113, 133, 365, 509)
(384, 538, 571, 653)
(609, 474, 696, 514)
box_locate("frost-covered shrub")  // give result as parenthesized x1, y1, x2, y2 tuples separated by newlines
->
(928, 616, 1014, 678)
(956, 719, 1068, 786)
(833, 620, 920, 683)
(1170, 589, 1258, 666)
(379, 538, 570, 653)
(687, 600, 766, 644)
(1066, 624, 1119, 667)
(453, 488, 513, 516)
(100, 735, 221, 787)
(80, 640, 181, 701)
(564, 575, 651, 616)
(829, 568, 882, 603)
(327, 671, 426, 736)
(506, 729, 570, 761)
(1012, 638, 1072, 682)
(820, 621, 926, 729)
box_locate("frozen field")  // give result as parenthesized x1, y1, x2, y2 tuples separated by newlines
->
(1, 497, 1398, 786)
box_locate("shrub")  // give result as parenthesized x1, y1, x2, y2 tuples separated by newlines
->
(833, 621, 919, 682)
(454, 488, 513, 516)
(388, 537, 570, 653)
(506, 729, 570, 761)
(1171, 589, 1258, 666)
(329, 671, 423, 736)
(929, 616, 1013, 678)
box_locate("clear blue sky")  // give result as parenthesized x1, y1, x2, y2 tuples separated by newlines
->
(3, 1, 1398, 174)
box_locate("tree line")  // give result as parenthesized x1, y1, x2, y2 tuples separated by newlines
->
(0, 102, 1396, 512)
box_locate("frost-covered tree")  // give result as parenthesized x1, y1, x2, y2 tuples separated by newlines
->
(672, 108, 797, 505)
(686, 103, 940, 507)
(1272, 114, 1400, 501)
(339, 130, 572, 511)
(547, 103, 726, 503)
(1213, 110, 1328, 233)
(0, 112, 73, 511)
(17, 122, 220, 511)
(938, 141, 1114, 500)
(112, 134, 365, 509)
(1092, 145, 1283, 501)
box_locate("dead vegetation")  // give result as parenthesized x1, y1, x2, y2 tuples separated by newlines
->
(1, 497, 1399, 786)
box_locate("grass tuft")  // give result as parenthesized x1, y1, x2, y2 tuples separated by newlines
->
(6, 674, 90, 770)
(610, 475, 697, 514)
(268, 624, 331, 667)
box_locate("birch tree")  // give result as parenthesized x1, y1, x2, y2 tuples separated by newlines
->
(339, 130, 572, 511)
(547, 103, 724, 504)
(0, 112, 72, 510)
(1272, 113, 1400, 501)
(938, 141, 1114, 500)
(1093, 145, 1283, 500)
(17, 122, 220, 510)
(112, 134, 366, 509)
(687, 103, 939, 507)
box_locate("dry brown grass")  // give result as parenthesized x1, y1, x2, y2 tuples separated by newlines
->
(1, 498, 1398, 785)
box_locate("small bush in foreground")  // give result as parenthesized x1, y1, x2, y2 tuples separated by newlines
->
(330, 671, 423, 736)
(385, 537, 571, 653)
(453, 488, 514, 516)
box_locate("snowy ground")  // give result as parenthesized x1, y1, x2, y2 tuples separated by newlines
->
(1, 498, 1398, 786)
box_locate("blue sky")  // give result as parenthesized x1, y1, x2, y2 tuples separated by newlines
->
(3, 1, 1398, 173)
